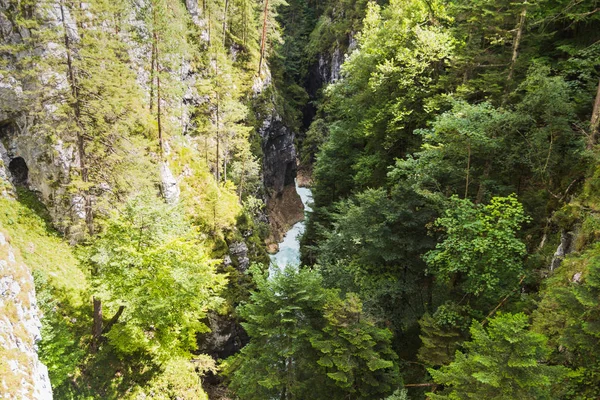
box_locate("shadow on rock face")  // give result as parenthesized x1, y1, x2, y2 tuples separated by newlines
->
(8, 156, 28, 187)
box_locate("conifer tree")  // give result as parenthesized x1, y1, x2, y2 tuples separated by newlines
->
(429, 313, 566, 400)
(226, 266, 401, 400)
(310, 292, 401, 399)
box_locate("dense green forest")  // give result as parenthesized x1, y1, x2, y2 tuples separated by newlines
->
(1, 0, 600, 399)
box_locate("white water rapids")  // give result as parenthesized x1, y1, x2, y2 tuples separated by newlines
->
(269, 181, 313, 268)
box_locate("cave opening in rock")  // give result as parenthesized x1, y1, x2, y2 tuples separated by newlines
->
(8, 157, 29, 186)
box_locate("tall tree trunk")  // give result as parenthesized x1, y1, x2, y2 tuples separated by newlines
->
(258, 0, 269, 73)
(207, 3, 211, 45)
(60, 2, 93, 236)
(223, 143, 228, 182)
(464, 141, 471, 199)
(242, 0, 247, 45)
(222, 0, 229, 45)
(62, 1, 101, 351)
(504, 7, 527, 103)
(152, 17, 163, 159)
(476, 160, 491, 204)
(150, 40, 156, 113)
(216, 96, 220, 182)
(588, 78, 600, 149)
(157, 72, 163, 158)
(238, 157, 246, 200)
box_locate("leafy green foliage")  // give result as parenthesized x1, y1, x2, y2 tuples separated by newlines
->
(533, 243, 600, 399)
(425, 195, 529, 299)
(429, 313, 567, 400)
(82, 195, 227, 359)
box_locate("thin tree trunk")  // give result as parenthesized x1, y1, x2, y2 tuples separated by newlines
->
(588, 78, 600, 149)
(223, 143, 228, 181)
(242, 0, 247, 45)
(60, 2, 93, 235)
(150, 39, 156, 113)
(61, 2, 101, 353)
(102, 305, 125, 335)
(258, 0, 269, 73)
(476, 160, 491, 204)
(205, 135, 209, 164)
(504, 7, 527, 103)
(157, 72, 163, 158)
(222, 0, 229, 45)
(216, 96, 220, 182)
(207, 3, 211, 45)
(238, 157, 246, 200)
(464, 141, 471, 199)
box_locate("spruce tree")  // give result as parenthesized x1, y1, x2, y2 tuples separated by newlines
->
(429, 313, 567, 400)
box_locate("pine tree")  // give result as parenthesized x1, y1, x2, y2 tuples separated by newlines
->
(226, 266, 401, 400)
(417, 313, 463, 367)
(310, 292, 401, 399)
(429, 313, 567, 400)
(226, 265, 330, 400)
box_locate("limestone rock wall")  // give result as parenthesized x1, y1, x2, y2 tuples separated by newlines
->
(0, 230, 53, 400)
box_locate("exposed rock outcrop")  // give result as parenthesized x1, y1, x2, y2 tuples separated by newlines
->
(259, 112, 297, 197)
(159, 162, 180, 204)
(0, 231, 53, 400)
(228, 241, 250, 271)
(265, 184, 304, 250)
(198, 312, 248, 360)
(258, 108, 304, 247)
(550, 231, 574, 272)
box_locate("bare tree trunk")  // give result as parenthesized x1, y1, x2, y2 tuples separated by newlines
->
(223, 142, 228, 181)
(242, 0, 247, 45)
(258, 0, 269, 74)
(102, 305, 125, 335)
(216, 96, 220, 182)
(149, 39, 156, 113)
(62, 3, 101, 353)
(504, 7, 527, 103)
(152, 5, 163, 158)
(222, 0, 229, 45)
(207, 3, 211, 45)
(476, 160, 491, 204)
(464, 141, 471, 199)
(588, 78, 600, 149)
(157, 72, 163, 158)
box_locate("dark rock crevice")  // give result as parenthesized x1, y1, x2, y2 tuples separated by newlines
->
(8, 156, 28, 186)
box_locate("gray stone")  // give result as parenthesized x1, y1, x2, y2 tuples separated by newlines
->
(259, 110, 297, 197)
(185, 0, 198, 16)
(0, 231, 53, 399)
(229, 241, 250, 271)
(550, 231, 574, 271)
(160, 162, 180, 204)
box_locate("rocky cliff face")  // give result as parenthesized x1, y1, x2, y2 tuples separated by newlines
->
(0, 229, 53, 400)
(255, 84, 304, 247)
(0, 0, 82, 231)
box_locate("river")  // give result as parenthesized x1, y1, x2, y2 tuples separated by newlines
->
(269, 181, 313, 268)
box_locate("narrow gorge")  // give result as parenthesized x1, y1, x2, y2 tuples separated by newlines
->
(2, 0, 600, 399)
